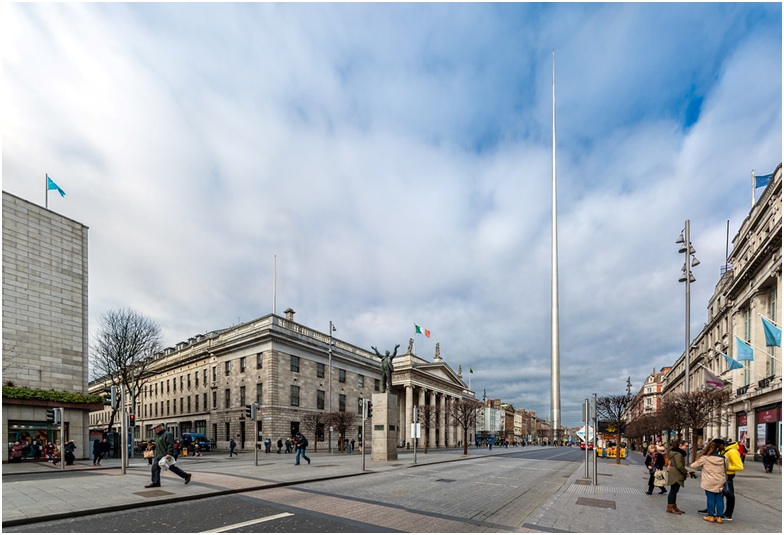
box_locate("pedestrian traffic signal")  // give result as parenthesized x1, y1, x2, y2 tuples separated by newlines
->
(245, 403, 257, 420)
(365, 401, 373, 419)
(46, 408, 59, 424)
(129, 413, 136, 426)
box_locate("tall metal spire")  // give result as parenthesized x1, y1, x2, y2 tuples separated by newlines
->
(550, 49, 562, 442)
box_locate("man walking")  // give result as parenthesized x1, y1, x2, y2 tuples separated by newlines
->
(294, 432, 310, 465)
(146, 423, 192, 488)
(229, 437, 237, 457)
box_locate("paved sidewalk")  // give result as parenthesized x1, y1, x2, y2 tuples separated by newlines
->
(526, 455, 782, 533)
(2, 447, 781, 532)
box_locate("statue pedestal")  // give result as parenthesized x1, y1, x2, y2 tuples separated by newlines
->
(371, 392, 399, 461)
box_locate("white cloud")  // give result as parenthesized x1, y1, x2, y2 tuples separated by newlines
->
(2, 2, 780, 425)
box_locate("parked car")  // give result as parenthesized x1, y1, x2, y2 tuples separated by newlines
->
(181, 433, 210, 452)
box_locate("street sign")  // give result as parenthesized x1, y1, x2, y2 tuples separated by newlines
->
(576, 425, 594, 443)
(410, 423, 421, 439)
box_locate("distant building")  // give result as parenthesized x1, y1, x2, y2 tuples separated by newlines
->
(89, 309, 476, 451)
(2, 191, 97, 461)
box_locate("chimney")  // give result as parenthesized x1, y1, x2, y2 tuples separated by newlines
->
(284, 308, 295, 321)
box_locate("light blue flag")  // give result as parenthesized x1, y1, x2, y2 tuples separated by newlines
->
(735, 336, 754, 361)
(761, 317, 782, 347)
(754, 173, 773, 188)
(46, 175, 66, 197)
(722, 352, 744, 371)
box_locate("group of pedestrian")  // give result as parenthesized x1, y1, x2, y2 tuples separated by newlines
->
(646, 438, 746, 524)
(276, 437, 293, 454)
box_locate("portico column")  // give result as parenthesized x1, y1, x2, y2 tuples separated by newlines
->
(418, 387, 426, 447)
(439, 393, 446, 448)
(405, 385, 413, 447)
(429, 390, 437, 448)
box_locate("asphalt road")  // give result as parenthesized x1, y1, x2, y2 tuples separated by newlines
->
(5, 446, 585, 533)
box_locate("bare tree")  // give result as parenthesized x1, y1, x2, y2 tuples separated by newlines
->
(660, 388, 731, 461)
(418, 404, 437, 453)
(300, 412, 328, 452)
(327, 410, 359, 452)
(91, 308, 163, 431)
(596, 394, 633, 464)
(448, 399, 483, 455)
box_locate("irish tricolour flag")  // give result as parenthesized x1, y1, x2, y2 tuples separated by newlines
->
(415, 324, 430, 338)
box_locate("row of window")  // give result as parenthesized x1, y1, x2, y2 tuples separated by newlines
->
(141, 354, 376, 399)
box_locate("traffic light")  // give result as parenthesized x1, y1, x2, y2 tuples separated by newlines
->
(129, 413, 136, 427)
(365, 400, 373, 419)
(103, 386, 118, 409)
(245, 403, 257, 420)
(46, 408, 59, 424)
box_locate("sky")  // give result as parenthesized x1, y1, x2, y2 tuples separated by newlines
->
(2, 2, 781, 428)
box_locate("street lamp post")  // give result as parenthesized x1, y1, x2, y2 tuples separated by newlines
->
(676, 220, 699, 445)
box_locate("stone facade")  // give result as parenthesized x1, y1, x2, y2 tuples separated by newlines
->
(663, 164, 781, 452)
(2, 191, 91, 461)
(89, 310, 477, 452)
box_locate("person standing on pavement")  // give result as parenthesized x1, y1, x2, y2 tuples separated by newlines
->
(760, 440, 780, 473)
(277, 438, 283, 454)
(145, 423, 192, 488)
(293, 432, 310, 465)
(701, 439, 742, 521)
(690, 439, 727, 524)
(92, 439, 102, 466)
(644, 445, 666, 495)
(665, 439, 691, 515)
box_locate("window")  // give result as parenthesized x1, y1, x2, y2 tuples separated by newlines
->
(338, 394, 346, 412)
(256, 383, 263, 406)
(290, 385, 300, 407)
(240, 386, 246, 406)
(225, 422, 231, 441)
(240, 357, 246, 373)
(358, 374, 364, 388)
(317, 362, 325, 378)
(225, 361, 231, 376)
(167, 379, 170, 393)
(204, 369, 208, 384)
(257, 353, 263, 369)
(180, 376, 184, 390)
(204, 393, 208, 410)
(166, 400, 170, 415)
(374, 379, 380, 392)
(338, 369, 346, 383)
(187, 374, 191, 389)
(317, 390, 325, 410)
(195, 395, 199, 412)
(212, 391, 217, 409)
(180, 398, 183, 413)
(225, 389, 231, 408)
(212, 366, 217, 382)
(173, 399, 177, 415)
(194, 372, 198, 388)
(173, 378, 176, 392)
(291, 355, 300, 373)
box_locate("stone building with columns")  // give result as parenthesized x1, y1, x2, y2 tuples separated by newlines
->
(88, 309, 477, 452)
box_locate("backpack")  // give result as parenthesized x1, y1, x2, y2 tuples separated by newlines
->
(765, 445, 777, 457)
(299, 436, 308, 448)
(230, 439, 236, 448)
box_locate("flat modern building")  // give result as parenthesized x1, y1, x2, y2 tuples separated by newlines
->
(89, 308, 477, 451)
(2, 191, 96, 462)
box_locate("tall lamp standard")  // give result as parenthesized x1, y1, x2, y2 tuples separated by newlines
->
(328, 321, 336, 454)
(676, 220, 699, 444)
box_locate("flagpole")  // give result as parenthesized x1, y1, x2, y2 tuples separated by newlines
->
(744, 340, 782, 363)
(550, 48, 562, 445)
(751, 169, 756, 208)
(759, 313, 781, 327)
(45, 174, 48, 209)
(413, 324, 416, 356)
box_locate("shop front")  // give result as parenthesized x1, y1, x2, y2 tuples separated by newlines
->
(6, 420, 65, 463)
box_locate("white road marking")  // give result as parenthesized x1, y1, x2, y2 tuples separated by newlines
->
(201, 512, 293, 532)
